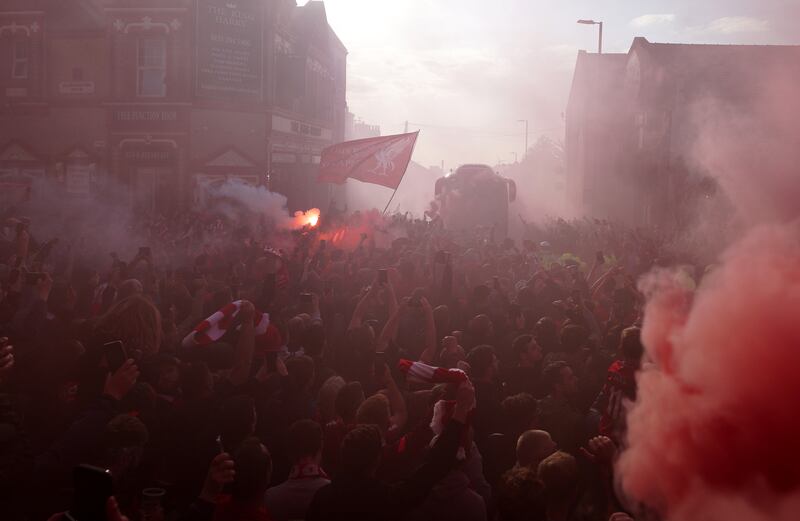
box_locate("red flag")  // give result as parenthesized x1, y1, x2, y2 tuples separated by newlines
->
(318, 131, 418, 189)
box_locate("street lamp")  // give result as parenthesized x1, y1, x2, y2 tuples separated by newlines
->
(577, 19, 603, 54)
(517, 119, 528, 159)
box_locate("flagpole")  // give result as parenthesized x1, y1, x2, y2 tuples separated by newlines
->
(382, 130, 419, 216)
(382, 184, 401, 215)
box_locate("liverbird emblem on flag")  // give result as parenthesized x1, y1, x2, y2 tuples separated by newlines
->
(368, 134, 416, 177)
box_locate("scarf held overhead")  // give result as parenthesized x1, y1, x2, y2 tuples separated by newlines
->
(182, 300, 280, 351)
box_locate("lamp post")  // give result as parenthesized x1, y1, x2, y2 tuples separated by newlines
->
(517, 119, 528, 159)
(577, 19, 603, 54)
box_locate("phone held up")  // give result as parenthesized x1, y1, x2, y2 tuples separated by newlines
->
(103, 340, 128, 373)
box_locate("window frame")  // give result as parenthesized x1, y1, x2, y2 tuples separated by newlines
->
(11, 39, 29, 80)
(136, 37, 167, 98)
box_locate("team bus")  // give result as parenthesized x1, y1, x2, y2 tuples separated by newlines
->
(434, 164, 516, 238)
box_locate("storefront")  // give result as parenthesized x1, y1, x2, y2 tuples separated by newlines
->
(0, 141, 45, 207)
(58, 147, 102, 199)
(269, 114, 332, 212)
(192, 146, 265, 206)
(109, 105, 188, 213)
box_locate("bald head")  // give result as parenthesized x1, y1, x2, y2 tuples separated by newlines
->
(516, 430, 557, 468)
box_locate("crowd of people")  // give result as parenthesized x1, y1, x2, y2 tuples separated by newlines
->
(0, 205, 666, 521)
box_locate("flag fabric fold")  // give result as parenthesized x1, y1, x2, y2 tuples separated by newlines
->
(317, 131, 418, 189)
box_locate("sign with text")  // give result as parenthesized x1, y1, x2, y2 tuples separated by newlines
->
(122, 147, 176, 164)
(272, 115, 332, 141)
(66, 164, 92, 196)
(110, 106, 186, 132)
(196, 0, 263, 101)
(59, 81, 95, 95)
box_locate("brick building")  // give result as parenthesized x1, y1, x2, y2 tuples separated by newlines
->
(566, 37, 800, 228)
(0, 0, 347, 213)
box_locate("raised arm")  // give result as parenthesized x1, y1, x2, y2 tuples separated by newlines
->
(348, 282, 377, 331)
(387, 383, 474, 515)
(418, 297, 439, 364)
(591, 266, 622, 298)
(385, 272, 399, 318)
(228, 300, 256, 387)
(379, 363, 408, 432)
(376, 306, 402, 353)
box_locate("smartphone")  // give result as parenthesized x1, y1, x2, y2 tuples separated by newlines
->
(374, 351, 387, 371)
(25, 272, 46, 285)
(377, 269, 388, 284)
(300, 293, 313, 304)
(596, 251, 605, 264)
(103, 341, 128, 373)
(68, 464, 113, 521)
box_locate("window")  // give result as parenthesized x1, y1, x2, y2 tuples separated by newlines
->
(137, 38, 166, 97)
(12, 40, 29, 79)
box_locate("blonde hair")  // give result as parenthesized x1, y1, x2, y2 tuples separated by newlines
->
(96, 295, 162, 356)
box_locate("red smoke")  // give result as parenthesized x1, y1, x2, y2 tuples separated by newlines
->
(619, 224, 800, 520)
(318, 209, 403, 250)
(618, 47, 800, 521)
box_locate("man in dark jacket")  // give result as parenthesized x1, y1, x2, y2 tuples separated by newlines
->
(537, 362, 584, 455)
(306, 383, 474, 521)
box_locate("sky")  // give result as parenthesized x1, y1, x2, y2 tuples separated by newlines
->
(316, 0, 800, 169)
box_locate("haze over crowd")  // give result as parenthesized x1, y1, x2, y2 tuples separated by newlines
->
(321, 0, 798, 168)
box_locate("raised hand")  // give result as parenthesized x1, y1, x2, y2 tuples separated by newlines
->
(580, 435, 617, 466)
(103, 359, 139, 401)
(200, 452, 236, 503)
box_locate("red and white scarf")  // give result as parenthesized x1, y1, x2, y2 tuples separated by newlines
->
(181, 300, 281, 352)
(397, 359, 473, 460)
(397, 359, 468, 385)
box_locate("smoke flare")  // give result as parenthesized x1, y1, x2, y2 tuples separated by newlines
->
(619, 223, 800, 521)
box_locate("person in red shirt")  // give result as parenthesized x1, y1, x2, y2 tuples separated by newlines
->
(595, 327, 643, 443)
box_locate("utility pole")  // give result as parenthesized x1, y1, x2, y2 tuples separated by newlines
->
(517, 119, 528, 159)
